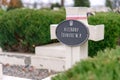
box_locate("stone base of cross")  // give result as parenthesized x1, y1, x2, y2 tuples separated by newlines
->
(50, 7, 104, 70)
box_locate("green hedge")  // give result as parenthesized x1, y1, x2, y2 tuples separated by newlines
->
(0, 9, 5, 17)
(52, 46, 120, 80)
(0, 10, 119, 55)
(0, 9, 65, 53)
(88, 12, 120, 56)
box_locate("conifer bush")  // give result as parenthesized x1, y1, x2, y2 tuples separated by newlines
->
(0, 9, 5, 16)
(0, 9, 65, 53)
(52, 46, 120, 80)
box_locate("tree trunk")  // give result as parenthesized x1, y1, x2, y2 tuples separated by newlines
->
(61, 0, 64, 6)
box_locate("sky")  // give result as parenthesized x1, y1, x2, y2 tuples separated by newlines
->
(21, 0, 105, 7)
(90, 0, 105, 6)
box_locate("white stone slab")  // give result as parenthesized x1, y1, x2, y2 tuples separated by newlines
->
(0, 64, 2, 80)
(0, 52, 33, 57)
(3, 75, 31, 80)
(42, 74, 57, 80)
(36, 43, 66, 58)
(31, 56, 65, 72)
(0, 56, 25, 65)
(0, 52, 33, 65)
(42, 75, 56, 80)
(42, 77, 51, 80)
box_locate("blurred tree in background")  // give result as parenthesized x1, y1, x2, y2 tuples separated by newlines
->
(51, 3, 61, 9)
(1, 0, 23, 11)
(74, 0, 90, 7)
(61, 0, 64, 6)
(8, 0, 23, 10)
(106, 0, 112, 9)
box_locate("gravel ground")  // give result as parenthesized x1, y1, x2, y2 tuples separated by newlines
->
(2, 64, 57, 80)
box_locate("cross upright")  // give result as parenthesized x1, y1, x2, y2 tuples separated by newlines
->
(50, 7, 104, 70)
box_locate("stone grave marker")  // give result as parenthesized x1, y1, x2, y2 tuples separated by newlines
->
(56, 20, 89, 46)
(50, 7, 104, 70)
(34, 7, 104, 71)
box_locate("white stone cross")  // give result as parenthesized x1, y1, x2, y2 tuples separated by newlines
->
(50, 7, 104, 70)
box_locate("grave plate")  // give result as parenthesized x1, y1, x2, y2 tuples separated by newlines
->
(56, 20, 89, 46)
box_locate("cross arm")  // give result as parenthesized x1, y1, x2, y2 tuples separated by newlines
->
(88, 24, 104, 41)
(50, 24, 104, 41)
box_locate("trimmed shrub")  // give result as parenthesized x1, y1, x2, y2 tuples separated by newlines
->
(0, 9, 119, 56)
(88, 12, 120, 56)
(52, 46, 120, 80)
(0, 9, 5, 16)
(0, 9, 65, 53)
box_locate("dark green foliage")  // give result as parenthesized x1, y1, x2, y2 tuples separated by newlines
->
(52, 46, 120, 80)
(74, 0, 90, 7)
(51, 3, 61, 9)
(106, 0, 112, 9)
(0, 9, 5, 16)
(0, 9, 65, 53)
(88, 12, 120, 56)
